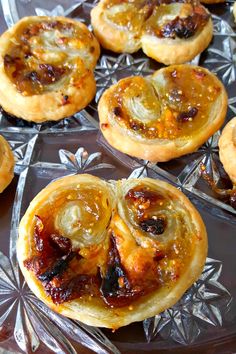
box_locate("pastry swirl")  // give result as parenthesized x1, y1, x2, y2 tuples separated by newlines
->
(91, 0, 213, 64)
(219, 117, 236, 185)
(0, 135, 14, 193)
(0, 16, 100, 122)
(99, 64, 227, 162)
(18, 174, 207, 329)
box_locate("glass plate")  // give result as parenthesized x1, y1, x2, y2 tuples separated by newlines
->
(0, 1, 236, 353)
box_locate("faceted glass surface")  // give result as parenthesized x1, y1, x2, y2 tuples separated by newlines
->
(0, 1, 236, 353)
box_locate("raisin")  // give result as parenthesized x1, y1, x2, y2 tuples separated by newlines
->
(126, 188, 163, 204)
(177, 107, 198, 122)
(139, 218, 166, 235)
(50, 234, 72, 253)
(38, 64, 65, 84)
(113, 106, 123, 117)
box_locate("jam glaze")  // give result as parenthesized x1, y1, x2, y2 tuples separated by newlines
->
(104, 0, 155, 32)
(108, 66, 221, 140)
(144, 3, 209, 39)
(4, 20, 93, 96)
(23, 183, 193, 308)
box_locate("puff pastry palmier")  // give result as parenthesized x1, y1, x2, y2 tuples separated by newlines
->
(18, 174, 207, 329)
(91, 0, 212, 64)
(99, 64, 227, 162)
(219, 117, 236, 185)
(0, 135, 14, 193)
(0, 16, 100, 123)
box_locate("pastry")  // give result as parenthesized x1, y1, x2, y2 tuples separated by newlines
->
(18, 174, 207, 329)
(0, 135, 14, 193)
(234, 2, 236, 22)
(0, 16, 100, 123)
(91, 0, 213, 65)
(219, 117, 236, 185)
(99, 64, 227, 162)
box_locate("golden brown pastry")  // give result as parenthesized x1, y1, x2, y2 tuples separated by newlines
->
(233, 2, 236, 22)
(99, 65, 227, 162)
(219, 117, 236, 185)
(0, 135, 14, 193)
(0, 16, 100, 123)
(18, 174, 207, 329)
(91, 0, 213, 64)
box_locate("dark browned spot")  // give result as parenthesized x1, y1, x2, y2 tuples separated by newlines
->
(177, 107, 198, 122)
(61, 95, 69, 105)
(101, 123, 109, 129)
(126, 188, 163, 204)
(113, 106, 123, 117)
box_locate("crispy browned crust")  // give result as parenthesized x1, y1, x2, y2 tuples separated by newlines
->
(17, 174, 207, 329)
(0, 16, 100, 123)
(141, 18, 213, 65)
(98, 65, 227, 163)
(219, 117, 236, 185)
(0, 135, 14, 193)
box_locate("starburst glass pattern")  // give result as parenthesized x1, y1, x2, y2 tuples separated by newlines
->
(128, 164, 148, 179)
(204, 36, 236, 85)
(0, 110, 97, 134)
(8, 135, 37, 171)
(228, 95, 236, 116)
(143, 258, 232, 345)
(212, 14, 235, 36)
(59, 146, 115, 173)
(35, 1, 86, 18)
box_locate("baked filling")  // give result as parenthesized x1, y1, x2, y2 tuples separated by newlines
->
(23, 179, 197, 308)
(106, 65, 222, 140)
(102, 0, 209, 40)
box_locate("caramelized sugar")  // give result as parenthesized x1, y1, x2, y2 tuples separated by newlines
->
(104, 0, 155, 31)
(109, 66, 221, 140)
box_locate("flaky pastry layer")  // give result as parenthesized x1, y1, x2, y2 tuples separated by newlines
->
(0, 135, 14, 193)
